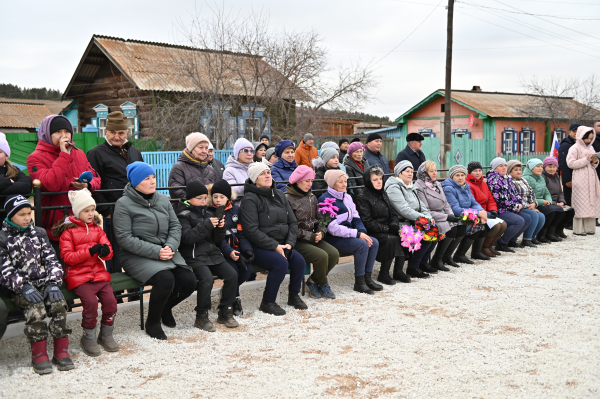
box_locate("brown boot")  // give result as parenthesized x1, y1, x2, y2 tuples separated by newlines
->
(480, 235, 497, 258)
(490, 236, 502, 256)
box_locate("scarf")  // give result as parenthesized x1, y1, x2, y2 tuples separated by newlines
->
(4, 218, 28, 232)
(291, 183, 310, 196)
(184, 149, 207, 165)
(351, 158, 364, 171)
(416, 163, 436, 190)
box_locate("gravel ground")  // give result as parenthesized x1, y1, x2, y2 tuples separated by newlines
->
(1, 231, 599, 398)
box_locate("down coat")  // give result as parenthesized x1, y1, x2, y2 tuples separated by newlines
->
(344, 157, 369, 195)
(441, 178, 484, 216)
(52, 214, 112, 290)
(542, 170, 566, 205)
(285, 184, 326, 243)
(566, 126, 600, 218)
(318, 187, 367, 239)
(168, 150, 218, 200)
(467, 174, 498, 212)
(271, 158, 298, 192)
(113, 184, 189, 284)
(240, 179, 298, 250)
(223, 155, 249, 199)
(384, 177, 431, 222)
(522, 168, 552, 207)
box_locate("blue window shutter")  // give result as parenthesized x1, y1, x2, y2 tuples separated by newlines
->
(513, 131, 519, 154)
(531, 131, 536, 152)
(467, 131, 471, 139)
(431, 132, 436, 137)
(519, 131, 524, 153)
(502, 130, 506, 154)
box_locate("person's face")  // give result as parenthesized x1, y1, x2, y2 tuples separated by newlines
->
(305, 139, 314, 147)
(544, 164, 558, 175)
(78, 205, 96, 224)
(594, 121, 600, 135)
(11, 207, 32, 228)
(509, 166, 522, 179)
(136, 175, 156, 194)
(495, 164, 508, 176)
(409, 140, 423, 151)
(333, 176, 347, 192)
(583, 134, 593, 144)
(351, 149, 363, 162)
(212, 193, 228, 207)
(256, 147, 267, 159)
(207, 149, 214, 162)
(105, 130, 128, 147)
(568, 129, 577, 139)
(399, 168, 413, 184)
(296, 179, 313, 192)
(471, 169, 483, 179)
(269, 154, 279, 163)
(367, 139, 382, 153)
(0, 150, 6, 166)
(261, 138, 269, 146)
(282, 147, 295, 162)
(427, 165, 437, 181)
(452, 172, 466, 185)
(340, 142, 349, 151)
(51, 129, 72, 147)
(370, 174, 383, 190)
(255, 169, 272, 188)
(532, 164, 543, 176)
(192, 142, 209, 161)
(238, 147, 255, 164)
(326, 157, 339, 168)
(188, 194, 208, 207)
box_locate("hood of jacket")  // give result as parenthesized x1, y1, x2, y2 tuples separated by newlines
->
(244, 178, 277, 198)
(576, 125, 596, 146)
(51, 213, 102, 237)
(522, 167, 544, 183)
(225, 155, 250, 172)
(467, 173, 483, 186)
(285, 183, 312, 197)
(441, 177, 470, 191)
(384, 175, 414, 192)
(37, 115, 72, 145)
(272, 157, 298, 170)
(122, 183, 159, 207)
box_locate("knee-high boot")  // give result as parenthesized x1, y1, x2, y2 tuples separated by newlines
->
(471, 234, 491, 260)
(377, 259, 396, 285)
(392, 256, 410, 283)
(442, 236, 463, 267)
(430, 238, 452, 271)
(453, 235, 475, 264)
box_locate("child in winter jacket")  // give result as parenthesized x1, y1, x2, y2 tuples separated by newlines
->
(176, 180, 240, 332)
(208, 179, 254, 316)
(312, 147, 344, 193)
(52, 189, 119, 357)
(0, 195, 73, 375)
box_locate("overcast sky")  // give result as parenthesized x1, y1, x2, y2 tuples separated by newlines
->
(1, 0, 599, 120)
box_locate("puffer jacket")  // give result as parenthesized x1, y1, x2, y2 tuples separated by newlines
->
(52, 214, 112, 290)
(285, 184, 326, 243)
(223, 155, 250, 199)
(168, 150, 218, 200)
(313, 165, 343, 193)
(485, 170, 523, 214)
(318, 187, 367, 238)
(294, 140, 319, 169)
(384, 177, 431, 222)
(0, 164, 32, 221)
(0, 221, 62, 293)
(27, 140, 101, 241)
(175, 201, 227, 265)
(542, 170, 566, 205)
(271, 157, 298, 192)
(441, 178, 484, 216)
(113, 184, 189, 284)
(522, 167, 552, 207)
(344, 157, 369, 195)
(567, 126, 600, 218)
(209, 157, 225, 180)
(467, 173, 497, 212)
(363, 148, 390, 175)
(240, 179, 298, 250)
(415, 179, 454, 234)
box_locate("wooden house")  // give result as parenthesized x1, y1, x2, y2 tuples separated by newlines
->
(0, 101, 52, 133)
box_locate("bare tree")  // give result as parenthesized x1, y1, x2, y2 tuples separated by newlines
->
(153, 4, 377, 149)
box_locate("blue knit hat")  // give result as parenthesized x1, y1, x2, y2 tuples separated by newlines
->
(275, 140, 295, 157)
(526, 158, 543, 170)
(126, 162, 156, 188)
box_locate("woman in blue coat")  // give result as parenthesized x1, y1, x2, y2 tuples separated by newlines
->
(441, 165, 489, 264)
(270, 140, 298, 192)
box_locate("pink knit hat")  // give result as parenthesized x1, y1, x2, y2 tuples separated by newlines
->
(324, 169, 347, 188)
(288, 165, 315, 184)
(542, 156, 558, 168)
(347, 141, 364, 156)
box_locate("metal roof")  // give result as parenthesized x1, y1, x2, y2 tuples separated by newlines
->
(0, 102, 52, 128)
(64, 35, 310, 101)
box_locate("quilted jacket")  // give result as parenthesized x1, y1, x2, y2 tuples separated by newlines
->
(485, 171, 523, 214)
(566, 126, 600, 218)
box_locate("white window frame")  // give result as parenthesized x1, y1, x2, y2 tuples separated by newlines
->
(505, 130, 513, 155)
(522, 130, 531, 154)
(98, 118, 107, 138)
(246, 118, 261, 141)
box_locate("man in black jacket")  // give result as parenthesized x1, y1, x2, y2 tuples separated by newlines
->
(395, 133, 426, 180)
(87, 111, 143, 272)
(558, 123, 580, 222)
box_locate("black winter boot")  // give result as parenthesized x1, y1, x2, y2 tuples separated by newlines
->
(556, 224, 567, 239)
(259, 300, 286, 316)
(536, 228, 550, 244)
(287, 292, 308, 310)
(217, 306, 239, 328)
(406, 268, 430, 279)
(495, 243, 515, 253)
(453, 236, 475, 264)
(376, 260, 396, 285)
(546, 226, 562, 242)
(471, 235, 491, 261)
(430, 238, 452, 271)
(194, 310, 216, 331)
(392, 256, 411, 283)
(364, 272, 383, 291)
(354, 275, 374, 295)
(443, 236, 463, 267)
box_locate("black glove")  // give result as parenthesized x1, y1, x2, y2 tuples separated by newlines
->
(43, 283, 64, 303)
(490, 211, 497, 219)
(237, 256, 248, 276)
(21, 283, 43, 304)
(99, 244, 110, 258)
(447, 214, 459, 223)
(242, 249, 255, 264)
(390, 225, 400, 234)
(89, 244, 103, 256)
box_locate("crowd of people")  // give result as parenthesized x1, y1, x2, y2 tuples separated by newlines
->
(0, 112, 599, 375)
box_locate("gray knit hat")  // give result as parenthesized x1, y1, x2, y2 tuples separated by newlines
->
(490, 157, 507, 172)
(303, 133, 314, 142)
(264, 147, 276, 162)
(449, 165, 468, 178)
(394, 160, 413, 176)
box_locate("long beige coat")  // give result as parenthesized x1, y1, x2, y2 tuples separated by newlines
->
(566, 126, 600, 219)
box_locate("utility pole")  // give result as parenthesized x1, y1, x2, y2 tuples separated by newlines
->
(442, 0, 454, 172)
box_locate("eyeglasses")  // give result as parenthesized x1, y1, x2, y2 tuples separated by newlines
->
(241, 148, 255, 154)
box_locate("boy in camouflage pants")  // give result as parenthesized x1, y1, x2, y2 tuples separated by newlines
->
(0, 195, 73, 375)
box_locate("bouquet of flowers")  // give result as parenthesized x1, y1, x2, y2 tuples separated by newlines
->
(318, 197, 339, 231)
(399, 225, 423, 253)
(414, 217, 444, 241)
(460, 209, 480, 227)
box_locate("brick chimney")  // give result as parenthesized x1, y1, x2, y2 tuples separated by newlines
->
(471, 86, 482, 91)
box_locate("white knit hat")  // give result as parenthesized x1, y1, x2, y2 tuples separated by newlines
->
(185, 132, 210, 153)
(68, 188, 96, 218)
(248, 162, 270, 183)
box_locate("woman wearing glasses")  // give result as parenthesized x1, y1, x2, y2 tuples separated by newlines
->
(223, 138, 255, 203)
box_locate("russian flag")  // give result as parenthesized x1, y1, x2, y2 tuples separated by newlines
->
(552, 131, 560, 158)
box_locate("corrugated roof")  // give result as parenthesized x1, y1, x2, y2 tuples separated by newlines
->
(64, 35, 310, 101)
(0, 98, 71, 115)
(0, 102, 52, 128)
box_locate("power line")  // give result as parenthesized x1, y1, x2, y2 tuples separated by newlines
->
(330, 42, 600, 54)
(457, 1, 600, 20)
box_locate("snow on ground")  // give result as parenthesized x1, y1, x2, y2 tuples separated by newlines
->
(1, 231, 600, 398)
